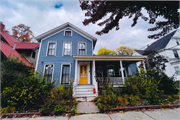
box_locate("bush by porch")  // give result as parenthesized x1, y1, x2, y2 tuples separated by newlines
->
(93, 68, 179, 112)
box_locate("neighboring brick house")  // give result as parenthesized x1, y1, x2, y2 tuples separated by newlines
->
(0, 22, 39, 67)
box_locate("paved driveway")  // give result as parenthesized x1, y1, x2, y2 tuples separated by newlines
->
(3, 108, 180, 120)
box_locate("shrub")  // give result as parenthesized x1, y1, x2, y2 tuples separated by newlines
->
(1, 70, 55, 111)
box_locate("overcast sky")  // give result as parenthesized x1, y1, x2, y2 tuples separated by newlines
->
(0, 0, 178, 54)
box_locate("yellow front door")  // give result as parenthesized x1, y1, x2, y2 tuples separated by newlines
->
(79, 64, 88, 84)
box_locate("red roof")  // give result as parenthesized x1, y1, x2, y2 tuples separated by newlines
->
(0, 41, 34, 67)
(15, 42, 39, 49)
(0, 31, 21, 47)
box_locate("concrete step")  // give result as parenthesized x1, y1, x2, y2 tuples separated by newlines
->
(75, 85, 95, 89)
(75, 91, 94, 95)
(74, 94, 96, 97)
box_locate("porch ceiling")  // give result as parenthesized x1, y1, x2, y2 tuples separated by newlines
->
(73, 55, 147, 61)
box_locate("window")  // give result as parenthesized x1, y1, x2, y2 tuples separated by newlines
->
(32, 51, 36, 58)
(64, 31, 72, 37)
(47, 42, 56, 56)
(44, 64, 54, 81)
(107, 65, 114, 77)
(63, 42, 71, 56)
(78, 42, 86, 55)
(61, 65, 70, 84)
(174, 66, 180, 75)
(173, 50, 179, 58)
(176, 39, 180, 45)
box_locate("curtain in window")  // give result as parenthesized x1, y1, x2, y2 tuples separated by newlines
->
(79, 43, 85, 55)
(61, 65, 70, 84)
(107, 66, 114, 77)
(64, 43, 71, 55)
(45, 64, 53, 81)
(48, 43, 55, 56)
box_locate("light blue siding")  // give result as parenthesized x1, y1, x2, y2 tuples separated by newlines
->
(36, 28, 93, 87)
(130, 63, 137, 76)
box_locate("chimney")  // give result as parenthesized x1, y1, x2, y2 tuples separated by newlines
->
(0, 21, 5, 31)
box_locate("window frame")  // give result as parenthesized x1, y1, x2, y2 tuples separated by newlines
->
(174, 66, 180, 75)
(46, 41, 57, 56)
(173, 50, 179, 58)
(62, 42, 72, 56)
(176, 39, 180, 45)
(64, 30, 72, 37)
(78, 42, 87, 55)
(60, 63, 71, 84)
(43, 63, 54, 82)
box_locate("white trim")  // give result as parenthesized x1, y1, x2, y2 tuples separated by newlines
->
(107, 65, 115, 77)
(60, 63, 71, 84)
(35, 40, 42, 71)
(77, 42, 87, 55)
(64, 30, 72, 37)
(36, 22, 97, 42)
(46, 41, 57, 56)
(43, 63, 55, 83)
(62, 41, 72, 56)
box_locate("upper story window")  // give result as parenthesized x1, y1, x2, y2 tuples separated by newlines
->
(63, 42, 72, 56)
(64, 30, 72, 37)
(173, 50, 179, 58)
(44, 64, 54, 82)
(78, 42, 86, 55)
(176, 39, 180, 45)
(174, 66, 180, 75)
(47, 42, 56, 56)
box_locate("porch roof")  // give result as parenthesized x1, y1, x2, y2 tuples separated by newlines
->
(73, 55, 147, 61)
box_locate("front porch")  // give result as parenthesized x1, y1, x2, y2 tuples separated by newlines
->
(72, 55, 147, 97)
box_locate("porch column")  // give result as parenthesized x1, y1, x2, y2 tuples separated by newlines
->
(120, 60, 125, 84)
(142, 60, 146, 72)
(93, 60, 98, 96)
(74, 60, 78, 86)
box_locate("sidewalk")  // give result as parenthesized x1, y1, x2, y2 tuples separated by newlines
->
(3, 108, 180, 120)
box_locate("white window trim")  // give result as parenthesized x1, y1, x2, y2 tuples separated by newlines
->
(174, 66, 180, 75)
(46, 41, 57, 56)
(62, 41, 72, 56)
(43, 63, 55, 83)
(64, 30, 72, 37)
(60, 63, 71, 84)
(107, 65, 115, 77)
(78, 42, 87, 55)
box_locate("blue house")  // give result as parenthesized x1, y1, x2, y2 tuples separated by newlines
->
(35, 22, 146, 97)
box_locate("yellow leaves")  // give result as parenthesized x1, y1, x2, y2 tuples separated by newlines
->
(97, 48, 116, 55)
(97, 46, 136, 55)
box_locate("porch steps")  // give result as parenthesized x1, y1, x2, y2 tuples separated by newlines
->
(74, 85, 96, 97)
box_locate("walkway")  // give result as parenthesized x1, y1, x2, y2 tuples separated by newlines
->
(3, 108, 180, 120)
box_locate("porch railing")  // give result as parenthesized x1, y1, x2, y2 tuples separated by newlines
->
(96, 77, 128, 88)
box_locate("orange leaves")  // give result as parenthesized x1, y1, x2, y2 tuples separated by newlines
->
(12, 24, 35, 42)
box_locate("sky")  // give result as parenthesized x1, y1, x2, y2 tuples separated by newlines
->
(0, 0, 178, 54)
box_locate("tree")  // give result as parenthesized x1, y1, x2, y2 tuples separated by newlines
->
(139, 50, 168, 70)
(80, 1, 179, 39)
(116, 46, 135, 55)
(12, 24, 35, 42)
(97, 47, 117, 55)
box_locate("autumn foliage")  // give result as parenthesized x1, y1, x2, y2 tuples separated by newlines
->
(80, 1, 179, 39)
(12, 24, 35, 42)
(98, 46, 136, 55)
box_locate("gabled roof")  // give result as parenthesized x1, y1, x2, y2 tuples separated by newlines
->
(0, 31, 21, 47)
(15, 42, 40, 49)
(135, 50, 144, 55)
(35, 22, 97, 49)
(0, 41, 34, 67)
(145, 30, 177, 51)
